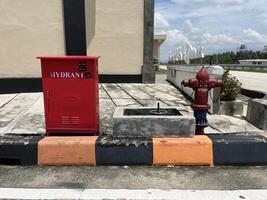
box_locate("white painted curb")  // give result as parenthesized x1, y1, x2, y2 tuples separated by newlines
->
(0, 188, 267, 200)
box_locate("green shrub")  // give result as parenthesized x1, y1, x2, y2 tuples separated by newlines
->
(221, 69, 242, 101)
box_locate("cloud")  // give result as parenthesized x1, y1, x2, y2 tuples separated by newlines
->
(202, 33, 238, 46)
(155, 12, 170, 28)
(159, 29, 189, 46)
(182, 19, 193, 33)
(182, 19, 202, 36)
(242, 28, 267, 44)
(170, 0, 247, 7)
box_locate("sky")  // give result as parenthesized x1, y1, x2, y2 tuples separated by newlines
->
(155, 0, 267, 62)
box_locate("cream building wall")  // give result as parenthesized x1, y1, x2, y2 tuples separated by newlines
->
(86, 0, 144, 75)
(0, 0, 65, 78)
(0, 0, 145, 77)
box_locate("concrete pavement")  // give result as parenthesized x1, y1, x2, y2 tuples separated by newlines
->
(230, 71, 267, 94)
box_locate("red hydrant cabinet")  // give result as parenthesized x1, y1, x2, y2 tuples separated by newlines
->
(37, 56, 99, 135)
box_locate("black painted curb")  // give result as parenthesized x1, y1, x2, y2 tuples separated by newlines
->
(0, 135, 44, 165)
(95, 137, 153, 165)
(208, 134, 267, 165)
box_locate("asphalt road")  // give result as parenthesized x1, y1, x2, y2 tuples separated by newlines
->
(0, 165, 266, 190)
(230, 71, 267, 94)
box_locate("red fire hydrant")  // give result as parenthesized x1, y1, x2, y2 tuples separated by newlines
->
(181, 67, 223, 135)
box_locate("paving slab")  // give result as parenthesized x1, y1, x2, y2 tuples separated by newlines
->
(148, 84, 191, 102)
(102, 84, 132, 99)
(112, 98, 141, 107)
(99, 85, 109, 99)
(0, 84, 262, 137)
(99, 99, 116, 136)
(117, 84, 152, 100)
(9, 95, 45, 135)
(0, 93, 40, 135)
(207, 115, 263, 135)
(137, 85, 178, 101)
(163, 100, 191, 107)
(0, 94, 18, 108)
(205, 126, 222, 134)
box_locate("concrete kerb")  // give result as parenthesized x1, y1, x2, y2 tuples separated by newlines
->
(0, 135, 43, 165)
(0, 133, 267, 166)
(208, 134, 267, 165)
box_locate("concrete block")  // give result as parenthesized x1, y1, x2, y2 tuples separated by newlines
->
(96, 137, 153, 165)
(0, 135, 43, 165)
(38, 136, 97, 166)
(153, 136, 213, 166)
(219, 100, 244, 116)
(247, 98, 267, 130)
(208, 134, 267, 165)
(113, 107, 195, 138)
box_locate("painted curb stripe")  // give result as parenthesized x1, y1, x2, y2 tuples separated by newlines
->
(208, 134, 267, 165)
(0, 135, 43, 165)
(153, 136, 213, 166)
(95, 137, 153, 165)
(2, 134, 267, 166)
(38, 136, 97, 166)
(0, 188, 267, 200)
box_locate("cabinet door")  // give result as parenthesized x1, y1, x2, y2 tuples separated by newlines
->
(43, 59, 97, 132)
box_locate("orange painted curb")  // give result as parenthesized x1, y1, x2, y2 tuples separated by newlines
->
(153, 136, 213, 166)
(38, 136, 97, 166)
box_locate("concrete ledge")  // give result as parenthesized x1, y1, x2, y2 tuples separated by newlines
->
(208, 134, 267, 165)
(246, 98, 267, 130)
(113, 107, 195, 137)
(153, 136, 213, 166)
(0, 135, 43, 165)
(38, 136, 97, 166)
(219, 100, 243, 116)
(241, 88, 266, 99)
(96, 137, 153, 165)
